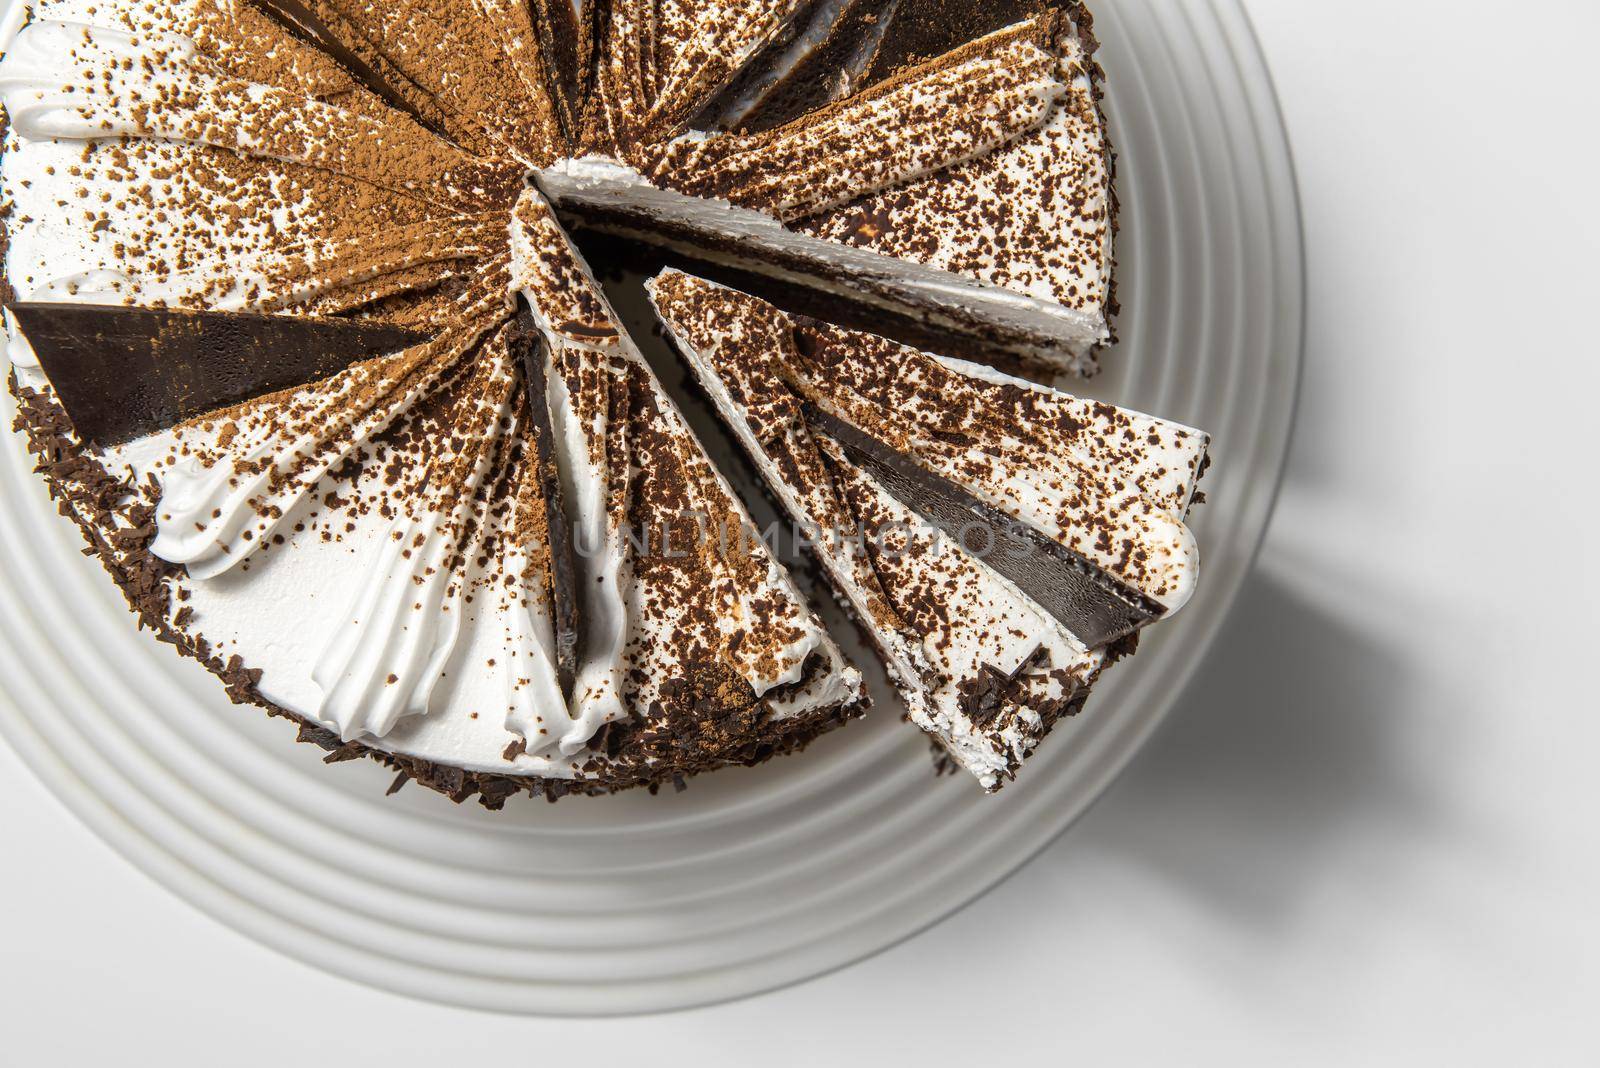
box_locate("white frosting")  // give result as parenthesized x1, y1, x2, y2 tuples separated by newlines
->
(509, 189, 635, 749)
(0, 22, 198, 142)
(312, 509, 471, 740)
(311, 345, 521, 741)
(107, 421, 602, 779)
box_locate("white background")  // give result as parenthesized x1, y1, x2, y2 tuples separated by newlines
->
(3, 1, 1598, 1062)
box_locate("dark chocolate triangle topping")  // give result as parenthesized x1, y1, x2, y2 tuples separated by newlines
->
(700, 0, 897, 133)
(528, 0, 593, 144)
(706, 0, 1058, 133)
(806, 404, 1164, 648)
(8, 302, 424, 445)
(861, 0, 1055, 84)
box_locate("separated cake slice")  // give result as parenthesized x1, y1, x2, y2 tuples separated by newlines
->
(648, 270, 1207, 789)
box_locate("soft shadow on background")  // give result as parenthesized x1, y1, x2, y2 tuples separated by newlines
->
(1057, 564, 1438, 932)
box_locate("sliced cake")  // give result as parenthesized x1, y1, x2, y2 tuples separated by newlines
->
(648, 270, 1207, 788)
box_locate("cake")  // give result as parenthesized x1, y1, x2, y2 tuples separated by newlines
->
(0, 0, 1198, 804)
(648, 271, 1206, 789)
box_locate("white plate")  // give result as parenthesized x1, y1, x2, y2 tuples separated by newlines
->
(0, 0, 1302, 1015)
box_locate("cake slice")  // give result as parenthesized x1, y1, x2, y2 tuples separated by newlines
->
(545, 5, 1114, 377)
(793, 2, 1114, 371)
(648, 270, 1207, 789)
(500, 190, 866, 779)
(2, 0, 1188, 804)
